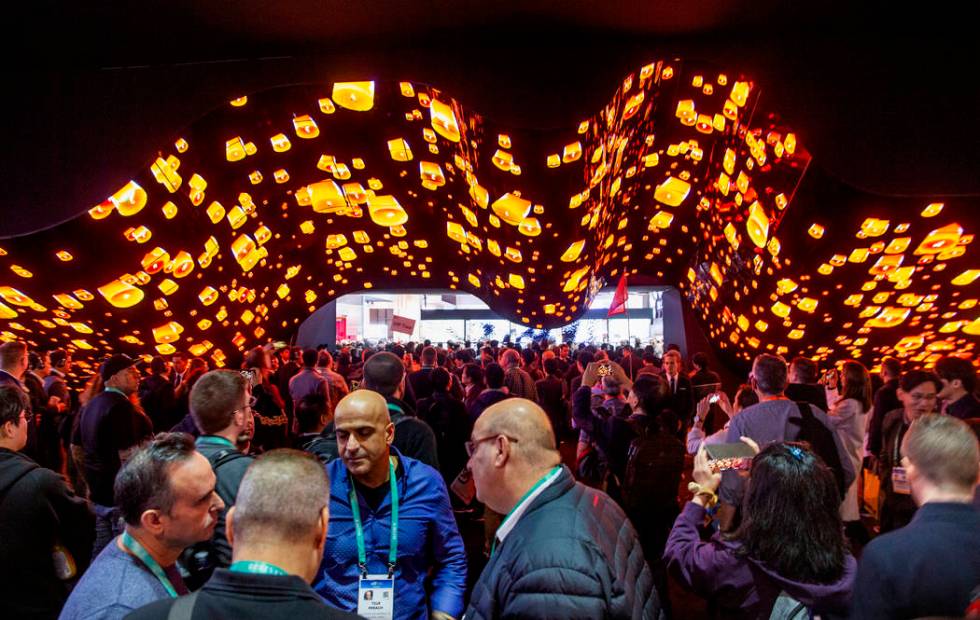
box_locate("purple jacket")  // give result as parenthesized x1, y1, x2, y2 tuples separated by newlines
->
(665, 502, 855, 619)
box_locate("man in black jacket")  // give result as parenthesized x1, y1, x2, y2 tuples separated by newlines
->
(784, 356, 829, 412)
(852, 415, 980, 619)
(0, 385, 94, 619)
(362, 351, 439, 469)
(465, 398, 660, 619)
(126, 450, 358, 619)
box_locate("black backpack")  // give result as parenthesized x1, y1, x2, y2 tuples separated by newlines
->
(623, 426, 685, 512)
(786, 401, 847, 499)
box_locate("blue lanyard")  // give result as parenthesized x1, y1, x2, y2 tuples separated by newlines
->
(349, 458, 399, 577)
(230, 560, 288, 576)
(120, 532, 179, 598)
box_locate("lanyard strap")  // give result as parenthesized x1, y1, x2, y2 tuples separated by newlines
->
(230, 560, 288, 576)
(120, 532, 179, 598)
(894, 422, 909, 464)
(386, 402, 404, 416)
(349, 458, 399, 577)
(491, 466, 562, 556)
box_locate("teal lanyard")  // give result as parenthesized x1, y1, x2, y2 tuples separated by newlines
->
(491, 466, 562, 557)
(105, 387, 128, 397)
(230, 560, 288, 576)
(120, 532, 179, 598)
(349, 458, 399, 577)
(386, 402, 403, 416)
(196, 435, 235, 449)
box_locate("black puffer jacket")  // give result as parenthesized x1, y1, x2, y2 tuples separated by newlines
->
(465, 467, 661, 620)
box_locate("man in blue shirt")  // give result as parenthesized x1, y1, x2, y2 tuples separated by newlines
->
(852, 415, 980, 619)
(314, 390, 467, 620)
(60, 433, 224, 620)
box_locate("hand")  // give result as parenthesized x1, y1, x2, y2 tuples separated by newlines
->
(714, 391, 734, 418)
(693, 446, 722, 493)
(695, 396, 711, 426)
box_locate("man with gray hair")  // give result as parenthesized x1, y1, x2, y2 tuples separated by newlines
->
(465, 398, 659, 619)
(61, 433, 223, 619)
(128, 450, 359, 619)
(717, 353, 854, 531)
(852, 415, 980, 619)
(500, 348, 537, 401)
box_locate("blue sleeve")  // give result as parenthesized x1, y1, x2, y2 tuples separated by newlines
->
(850, 542, 896, 620)
(427, 473, 467, 618)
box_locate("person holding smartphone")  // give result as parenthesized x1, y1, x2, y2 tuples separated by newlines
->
(687, 385, 758, 455)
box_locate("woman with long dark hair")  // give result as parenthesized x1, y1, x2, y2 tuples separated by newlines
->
(665, 442, 855, 619)
(827, 360, 872, 534)
(243, 346, 289, 452)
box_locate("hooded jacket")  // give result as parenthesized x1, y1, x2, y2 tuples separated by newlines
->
(665, 502, 855, 619)
(0, 448, 94, 619)
(465, 467, 660, 620)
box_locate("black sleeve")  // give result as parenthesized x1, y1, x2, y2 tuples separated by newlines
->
(572, 386, 595, 434)
(40, 469, 95, 574)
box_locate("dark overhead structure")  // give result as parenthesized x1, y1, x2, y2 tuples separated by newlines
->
(1, 2, 977, 377)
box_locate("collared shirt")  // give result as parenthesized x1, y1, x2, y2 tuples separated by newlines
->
(0, 369, 26, 390)
(494, 466, 564, 545)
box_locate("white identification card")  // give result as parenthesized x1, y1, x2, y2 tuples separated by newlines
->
(891, 466, 911, 495)
(357, 574, 394, 620)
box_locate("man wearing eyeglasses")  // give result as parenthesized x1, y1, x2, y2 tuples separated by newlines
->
(878, 369, 942, 533)
(314, 390, 466, 620)
(182, 369, 256, 588)
(0, 385, 93, 619)
(464, 398, 660, 619)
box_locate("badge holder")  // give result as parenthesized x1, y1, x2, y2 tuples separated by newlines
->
(891, 466, 911, 495)
(357, 563, 395, 620)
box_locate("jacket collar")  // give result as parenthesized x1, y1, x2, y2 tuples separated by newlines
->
(509, 465, 576, 524)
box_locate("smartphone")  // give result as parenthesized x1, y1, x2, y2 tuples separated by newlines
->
(705, 442, 755, 471)
(709, 394, 720, 404)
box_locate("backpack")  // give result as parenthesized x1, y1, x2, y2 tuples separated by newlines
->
(786, 402, 847, 499)
(180, 447, 251, 588)
(623, 427, 684, 512)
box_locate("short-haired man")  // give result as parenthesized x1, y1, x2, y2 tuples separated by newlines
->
(128, 450, 360, 619)
(170, 352, 188, 387)
(293, 393, 339, 464)
(61, 433, 223, 619)
(662, 350, 694, 428)
(407, 345, 439, 401)
(468, 362, 510, 421)
(717, 353, 854, 531)
(316, 350, 350, 409)
(138, 356, 178, 432)
(852, 415, 980, 619)
(361, 351, 439, 469)
(689, 351, 722, 402)
(465, 399, 659, 618)
(784, 356, 829, 412)
(877, 370, 942, 533)
(289, 349, 330, 412)
(75, 354, 153, 557)
(868, 356, 903, 458)
(500, 348, 538, 401)
(0, 385, 93, 619)
(314, 391, 467, 620)
(184, 369, 256, 585)
(935, 355, 980, 420)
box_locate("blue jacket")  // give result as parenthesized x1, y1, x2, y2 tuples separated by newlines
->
(314, 448, 467, 619)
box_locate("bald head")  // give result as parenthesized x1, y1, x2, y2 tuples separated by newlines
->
(477, 398, 558, 462)
(335, 390, 390, 427)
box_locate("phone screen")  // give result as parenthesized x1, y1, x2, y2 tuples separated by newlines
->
(705, 442, 755, 471)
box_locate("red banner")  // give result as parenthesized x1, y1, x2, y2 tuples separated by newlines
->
(607, 274, 628, 317)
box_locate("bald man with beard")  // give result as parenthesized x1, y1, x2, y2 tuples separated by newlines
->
(465, 398, 660, 620)
(313, 391, 467, 620)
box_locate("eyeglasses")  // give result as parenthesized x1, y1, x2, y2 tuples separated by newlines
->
(229, 395, 258, 418)
(907, 392, 937, 402)
(465, 434, 518, 457)
(21, 410, 34, 424)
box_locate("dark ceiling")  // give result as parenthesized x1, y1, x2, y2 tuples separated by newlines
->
(3, 1, 977, 237)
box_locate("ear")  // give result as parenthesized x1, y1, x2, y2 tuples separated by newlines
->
(140, 509, 166, 536)
(225, 506, 236, 547)
(493, 436, 511, 468)
(951, 378, 964, 391)
(385, 422, 395, 446)
(315, 506, 329, 550)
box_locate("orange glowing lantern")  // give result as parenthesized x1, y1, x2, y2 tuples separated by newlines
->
(97, 279, 144, 308)
(429, 98, 461, 142)
(152, 321, 184, 344)
(387, 138, 413, 162)
(866, 307, 911, 328)
(560, 240, 585, 262)
(332, 81, 375, 111)
(309, 180, 347, 213)
(270, 133, 291, 152)
(469, 183, 489, 209)
(562, 142, 582, 163)
(170, 251, 195, 278)
(915, 223, 962, 255)
(419, 161, 446, 188)
(367, 195, 408, 227)
(141, 247, 170, 274)
(293, 115, 319, 139)
(110, 181, 147, 216)
(653, 177, 691, 207)
(226, 137, 247, 161)
(952, 269, 980, 286)
(518, 217, 542, 237)
(746, 201, 770, 248)
(199, 286, 219, 306)
(150, 156, 181, 192)
(491, 193, 532, 226)
(921, 202, 944, 217)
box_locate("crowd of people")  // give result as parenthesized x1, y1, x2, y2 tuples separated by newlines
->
(0, 336, 978, 619)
